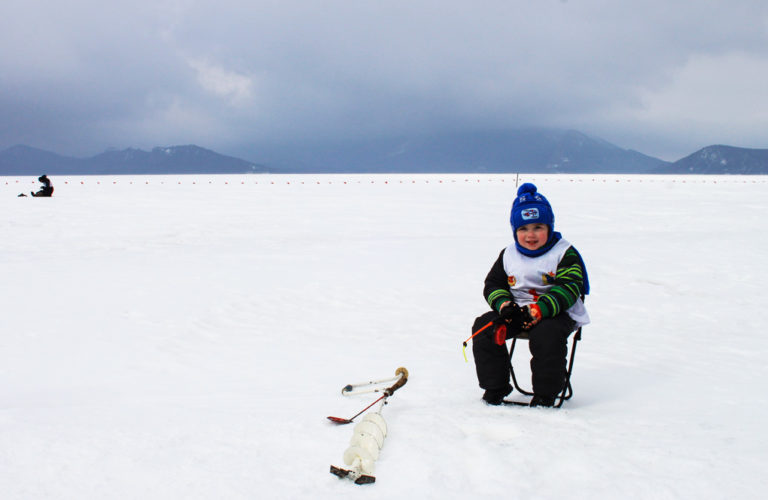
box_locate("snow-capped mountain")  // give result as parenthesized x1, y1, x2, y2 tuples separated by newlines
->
(657, 145, 768, 174)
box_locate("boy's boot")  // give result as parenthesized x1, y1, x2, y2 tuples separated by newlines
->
(482, 384, 513, 406)
(529, 394, 556, 407)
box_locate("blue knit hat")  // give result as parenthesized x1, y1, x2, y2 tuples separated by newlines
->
(510, 183, 554, 233)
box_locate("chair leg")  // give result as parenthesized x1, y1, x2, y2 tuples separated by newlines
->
(508, 337, 533, 397)
(509, 327, 581, 407)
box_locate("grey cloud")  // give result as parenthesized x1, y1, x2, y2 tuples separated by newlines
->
(2, 0, 768, 161)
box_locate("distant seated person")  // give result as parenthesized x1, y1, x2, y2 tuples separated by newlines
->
(31, 175, 54, 197)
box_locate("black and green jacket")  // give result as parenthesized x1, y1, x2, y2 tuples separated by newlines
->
(483, 245, 587, 319)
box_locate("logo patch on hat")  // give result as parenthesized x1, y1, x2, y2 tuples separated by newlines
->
(522, 208, 539, 220)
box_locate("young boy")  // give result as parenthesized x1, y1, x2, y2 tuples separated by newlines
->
(472, 183, 589, 407)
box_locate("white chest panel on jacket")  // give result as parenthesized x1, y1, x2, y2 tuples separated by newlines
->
(502, 238, 590, 326)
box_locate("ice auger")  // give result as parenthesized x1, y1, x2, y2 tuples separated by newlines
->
(328, 367, 409, 485)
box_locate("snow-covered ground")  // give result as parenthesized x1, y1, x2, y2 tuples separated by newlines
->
(1, 173, 767, 499)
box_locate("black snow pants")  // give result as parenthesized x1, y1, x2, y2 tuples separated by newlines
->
(471, 310, 576, 398)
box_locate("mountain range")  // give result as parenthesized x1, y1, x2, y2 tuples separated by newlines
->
(264, 129, 667, 174)
(1, 130, 767, 175)
(0, 145, 268, 175)
(653, 145, 768, 174)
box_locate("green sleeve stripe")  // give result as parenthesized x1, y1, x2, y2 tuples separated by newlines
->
(551, 287, 577, 307)
(558, 282, 579, 298)
(565, 282, 582, 296)
(539, 295, 559, 317)
(564, 248, 579, 260)
(487, 289, 511, 310)
(537, 300, 552, 317)
(557, 265, 583, 280)
(537, 246, 586, 318)
(540, 285, 580, 318)
(558, 271, 582, 282)
(488, 289, 510, 303)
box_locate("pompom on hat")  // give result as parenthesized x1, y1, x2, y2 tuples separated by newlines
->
(510, 183, 554, 233)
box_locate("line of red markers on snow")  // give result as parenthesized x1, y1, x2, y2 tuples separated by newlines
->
(5, 177, 768, 186)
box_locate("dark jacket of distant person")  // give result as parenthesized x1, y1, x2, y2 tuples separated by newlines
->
(31, 175, 54, 197)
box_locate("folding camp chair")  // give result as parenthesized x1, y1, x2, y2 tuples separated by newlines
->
(506, 324, 582, 408)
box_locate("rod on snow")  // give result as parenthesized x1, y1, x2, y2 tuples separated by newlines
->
(329, 367, 409, 485)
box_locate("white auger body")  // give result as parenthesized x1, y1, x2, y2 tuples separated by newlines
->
(329, 367, 408, 485)
(343, 413, 388, 475)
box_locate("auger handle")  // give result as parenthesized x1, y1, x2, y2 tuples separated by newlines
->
(384, 367, 409, 396)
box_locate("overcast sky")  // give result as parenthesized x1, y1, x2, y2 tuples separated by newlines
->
(2, 0, 767, 162)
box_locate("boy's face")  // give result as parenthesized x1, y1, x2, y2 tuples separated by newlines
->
(516, 223, 549, 251)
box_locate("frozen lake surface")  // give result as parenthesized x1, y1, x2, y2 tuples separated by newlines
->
(2, 173, 767, 499)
